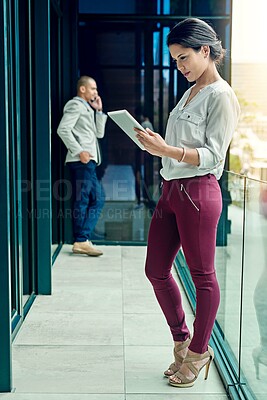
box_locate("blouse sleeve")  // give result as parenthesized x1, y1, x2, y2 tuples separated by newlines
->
(196, 90, 240, 170)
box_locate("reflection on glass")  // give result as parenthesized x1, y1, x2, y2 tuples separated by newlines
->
(94, 163, 159, 242)
(162, 27, 170, 66)
(163, 0, 170, 14)
(252, 184, 267, 382)
(153, 69, 160, 130)
(170, 0, 188, 15)
(192, 0, 229, 16)
(231, 0, 267, 180)
(162, 69, 170, 127)
(241, 179, 267, 398)
(174, 69, 178, 100)
(153, 31, 160, 66)
(215, 172, 244, 358)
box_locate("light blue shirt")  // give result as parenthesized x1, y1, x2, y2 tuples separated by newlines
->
(160, 79, 240, 180)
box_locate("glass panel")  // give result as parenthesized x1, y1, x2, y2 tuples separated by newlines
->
(215, 171, 244, 360)
(241, 178, 267, 398)
(163, 0, 170, 14)
(153, 69, 160, 130)
(19, 0, 35, 305)
(8, 0, 22, 315)
(96, 31, 136, 66)
(51, 3, 64, 250)
(162, 69, 170, 128)
(162, 27, 170, 66)
(173, 68, 178, 99)
(79, 0, 158, 15)
(140, 69, 145, 104)
(192, 0, 230, 15)
(79, 0, 136, 14)
(93, 66, 154, 241)
(231, 0, 267, 178)
(153, 31, 160, 66)
(170, 0, 188, 15)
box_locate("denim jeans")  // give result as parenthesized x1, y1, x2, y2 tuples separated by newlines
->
(68, 161, 105, 242)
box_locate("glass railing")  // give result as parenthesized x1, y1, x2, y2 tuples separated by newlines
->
(241, 175, 267, 399)
(175, 170, 267, 400)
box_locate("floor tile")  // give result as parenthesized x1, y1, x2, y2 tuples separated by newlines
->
(126, 395, 228, 400)
(14, 312, 123, 346)
(124, 346, 225, 394)
(124, 314, 172, 346)
(53, 255, 122, 273)
(124, 313, 194, 346)
(32, 288, 123, 314)
(12, 345, 124, 394)
(122, 264, 151, 291)
(123, 289, 164, 314)
(126, 392, 228, 400)
(123, 287, 194, 316)
(122, 246, 147, 259)
(53, 269, 122, 290)
(0, 395, 124, 400)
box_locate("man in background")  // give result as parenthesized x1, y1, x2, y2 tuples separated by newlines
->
(57, 76, 107, 256)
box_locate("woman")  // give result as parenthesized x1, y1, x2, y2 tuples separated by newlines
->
(135, 18, 240, 388)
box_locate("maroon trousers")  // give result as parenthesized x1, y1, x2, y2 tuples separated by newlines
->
(145, 174, 222, 354)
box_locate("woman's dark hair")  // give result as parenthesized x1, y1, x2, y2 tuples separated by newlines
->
(167, 18, 226, 66)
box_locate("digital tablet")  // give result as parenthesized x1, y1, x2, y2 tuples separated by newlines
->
(107, 109, 146, 150)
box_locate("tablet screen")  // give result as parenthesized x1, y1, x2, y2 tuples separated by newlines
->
(107, 109, 146, 150)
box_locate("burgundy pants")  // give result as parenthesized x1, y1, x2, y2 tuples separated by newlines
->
(145, 174, 222, 354)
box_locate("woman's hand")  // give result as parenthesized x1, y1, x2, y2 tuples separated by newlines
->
(134, 128, 168, 157)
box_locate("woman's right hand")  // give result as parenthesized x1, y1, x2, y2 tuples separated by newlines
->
(134, 128, 168, 157)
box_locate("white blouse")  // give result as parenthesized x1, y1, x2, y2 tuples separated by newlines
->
(160, 79, 240, 180)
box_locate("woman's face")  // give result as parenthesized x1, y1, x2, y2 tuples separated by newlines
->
(169, 44, 209, 82)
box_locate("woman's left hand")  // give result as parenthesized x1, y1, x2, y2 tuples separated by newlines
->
(134, 128, 168, 157)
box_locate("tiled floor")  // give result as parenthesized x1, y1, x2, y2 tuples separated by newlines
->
(0, 245, 228, 399)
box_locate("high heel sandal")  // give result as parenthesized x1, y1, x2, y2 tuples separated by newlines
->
(163, 337, 191, 377)
(168, 345, 214, 388)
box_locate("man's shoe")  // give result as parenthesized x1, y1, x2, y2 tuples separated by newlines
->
(72, 240, 103, 257)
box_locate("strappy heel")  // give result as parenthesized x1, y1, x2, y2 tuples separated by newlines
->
(164, 337, 191, 377)
(168, 345, 214, 388)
